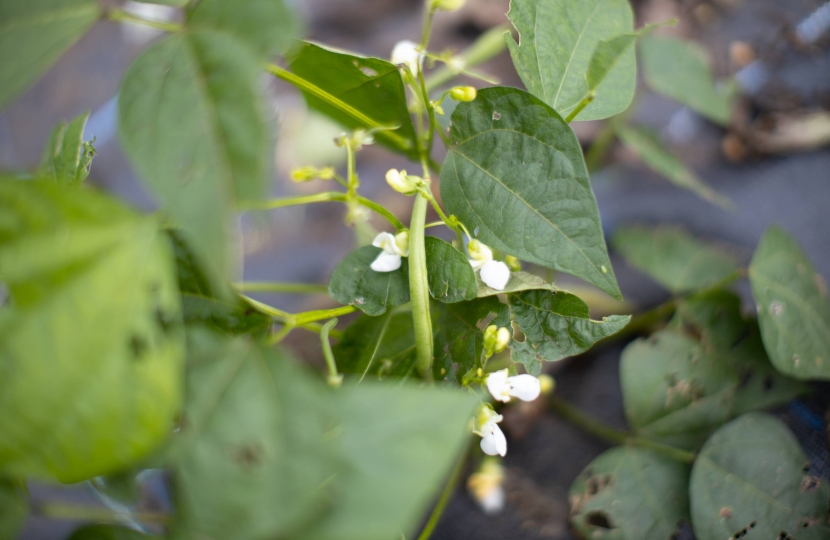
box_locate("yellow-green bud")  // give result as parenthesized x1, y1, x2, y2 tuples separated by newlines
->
(468, 239, 493, 262)
(386, 169, 418, 195)
(431, 0, 466, 12)
(317, 166, 336, 180)
(290, 166, 318, 182)
(450, 86, 477, 102)
(394, 230, 410, 256)
(505, 255, 521, 272)
(494, 327, 511, 354)
(538, 374, 555, 395)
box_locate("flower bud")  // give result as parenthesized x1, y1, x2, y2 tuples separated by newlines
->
(386, 169, 418, 195)
(505, 255, 521, 272)
(494, 327, 511, 354)
(317, 166, 336, 180)
(290, 166, 318, 182)
(431, 0, 466, 12)
(450, 86, 477, 102)
(468, 239, 493, 263)
(538, 374, 555, 395)
(394, 230, 410, 256)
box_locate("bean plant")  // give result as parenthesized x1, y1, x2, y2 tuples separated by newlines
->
(1, 0, 830, 539)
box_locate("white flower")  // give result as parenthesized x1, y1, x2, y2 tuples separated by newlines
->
(385, 169, 419, 195)
(467, 239, 492, 270)
(486, 369, 542, 403)
(473, 406, 507, 457)
(467, 457, 505, 515)
(371, 231, 409, 272)
(480, 261, 510, 290)
(391, 40, 423, 76)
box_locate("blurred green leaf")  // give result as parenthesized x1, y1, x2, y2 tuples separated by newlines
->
(188, 0, 299, 59)
(0, 179, 183, 483)
(509, 290, 629, 375)
(476, 270, 557, 298)
(333, 309, 417, 382)
(67, 525, 150, 540)
(329, 245, 410, 316)
(0, 0, 100, 109)
(640, 35, 733, 125)
(0, 480, 27, 540)
(297, 383, 477, 540)
(506, 0, 635, 121)
(690, 413, 830, 540)
(569, 447, 689, 540)
(39, 111, 96, 185)
(615, 125, 731, 208)
(425, 237, 477, 304)
(440, 87, 621, 299)
(612, 225, 739, 294)
(172, 330, 338, 540)
(433, 296, 511, 383)
(287, 42, 418, 159)
(749, 225, 830, 380)
(119, 31, 268, 293)
(585, 22, 666, 98)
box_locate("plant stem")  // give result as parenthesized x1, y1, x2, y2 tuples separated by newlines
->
(320, 319, 344, 387)
(584, 121, 619, 173)
(424, 24, 510, 92)
(548, 396, 695, 463)
(246, 191, 405, 231)
(416, 450, 466, 540)
(420, 6, 435, 50)
(409, 194, 434, 379)
(294, 305, 357, 326)
(106, 8, 184, 33)
(565, 93, 595, 123)
(234, 282, 329, 294)
(241, 295, 345, 338)
(36, 502, 170, 525)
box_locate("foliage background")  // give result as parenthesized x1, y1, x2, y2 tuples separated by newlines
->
(2, 0, 830, 538)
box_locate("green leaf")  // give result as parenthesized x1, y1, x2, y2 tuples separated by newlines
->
(749, 225, 830, 380)
(328, 245, 410, 316)
(615, 125, 731, 208)
(0, 0, 100, 109)
(0, 180, 183, 483)
(67, 525, 150, 540)
(476, 270, 557, 298)
(119, 31, 269, 292)
(509, 290, 629, 375)
(440, 87, 621, 299)
(333, 309, 417, 382)
(168, 231, 270, 336)
(39, 111, 96, 185)
(506, 0, 635, 121)
(620, 331, 736, 450)
(569, 447, 689, 540)
(425, 236, 477, 303)
(172, 331, 339, 540)
(296, 383, 477, 540)
(690, 413, 830, 540)
(612, 225, 739, 293)
(0, 480, 27, 540)
(433, 296, 511, 383)
(639, 35, 733, 125)
(585, 22, 667, 98)
(188, 0, 299, 58)
(287, 42, 418, 159)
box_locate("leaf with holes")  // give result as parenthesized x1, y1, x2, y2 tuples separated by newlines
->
(333, 310, 417, 382)
(433, 297, 511, 383)
(39, 111, 96, 185)
(67, 525, 151, 540)
(749, 226, 830, 380)
(0, 0, 100, 108)
(440, 87, 621, 299)
(506, 0, 635, 121)
(620, 331, 736, 450)
(690, 413, 830, 540)
(287, 42, 419, 159)
(640, 35, 733, 126)
(509, 290, 629, 376)
(188, 0, 299, 58)
(0, 481, 27, 540)
(476, 271, 557, 298)
(296, 383, 477, 540)
(329, 245, 410, 316)
(171, 330, 339, 540)
(425, 236, 477, 304)
(570, 447, 690, 540)
(612, 225, 738, 294)
(0, 179, 183, 483)
(119, 32, 269, 293)
(615, 125, 731, 208)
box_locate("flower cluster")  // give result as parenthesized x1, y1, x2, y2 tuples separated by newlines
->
(473, 369, 544, 457)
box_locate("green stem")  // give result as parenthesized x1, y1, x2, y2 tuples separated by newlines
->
(245, 191, 404, 231)
(416, 450, 466, 540)
(585, 120, 619, 173)
(346, 144, 358, 197)
(420, 6, 435, 50)
(265, 64, 413, 154)
(37, 502, 170, 525)
(106, 8, 184, 33)
(424, 24, 510, 92)
(409, 194, 434, 379)
(565, 93, 594, 123)
(320, 319, 343, 387)
(241, 295, 345, 339)
(294, 305, 356, 326)
(548, 396, 695, 463)
(234, 282, 329, 294)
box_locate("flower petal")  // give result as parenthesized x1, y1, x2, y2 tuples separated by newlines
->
(479, 424, 507, 457)
(479, 486, 505, 514)
(486, 369, 511, 403)
(469, 258, 487, 271)
(372, 232, 397, 254)
(391, 40, 423, 75)
(480, 261, 510, 290)
(509, 374, 541, 402)
(370, 251, 402, 272)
